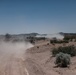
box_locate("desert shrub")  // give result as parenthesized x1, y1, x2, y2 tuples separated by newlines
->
(37, 46, 39, 48)
(55, 52, 70, 67)
(30, 39, 35, 44)
(50, 40, 57, 44)
(63, 43, 66, 46)
(47, 43, 50, 45)
(63, 35, 76, 41)
(52, 45, 76, 57)
(74, 39, 76, 42)
(52, 43, 55, 46)
(50, 40, 68, 44)
(62, 40, 69, 43)
(35, 37, 46, 40)
(63, 36, 70, 41)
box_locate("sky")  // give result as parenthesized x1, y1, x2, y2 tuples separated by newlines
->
(0, 0, 76, 34)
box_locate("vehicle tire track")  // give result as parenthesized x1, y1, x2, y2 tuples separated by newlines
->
(25, 58, 46, 75)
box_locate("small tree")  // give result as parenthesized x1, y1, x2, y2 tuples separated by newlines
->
(5, 33, 11, 41)
(55, 52, 70, 67)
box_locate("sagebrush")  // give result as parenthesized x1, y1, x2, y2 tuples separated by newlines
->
(55, 52, 70, 67)
(50, 40, 68, 44)
(52, 45, 76, 57)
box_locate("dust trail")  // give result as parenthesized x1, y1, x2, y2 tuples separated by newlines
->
(0, 41, 34, 58)
(36, 33, 64, 39)
(0, 41, 33, 75)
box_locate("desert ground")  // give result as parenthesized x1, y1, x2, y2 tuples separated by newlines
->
(0, 42, 33, 75)
(25, 40, 76, 75)
(0, 39, 76, 75)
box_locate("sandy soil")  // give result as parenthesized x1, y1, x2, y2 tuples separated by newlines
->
(25, 41, 76, 75)
(0, 40, 76, 75)
(0, 53, 27, 75)
(0, 42, 33, 75)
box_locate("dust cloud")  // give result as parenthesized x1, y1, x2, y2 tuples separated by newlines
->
(0, 41, 33, 58)
(36, 33, 64, 39)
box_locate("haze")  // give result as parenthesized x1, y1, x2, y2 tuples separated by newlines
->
(0, 41, 33, 58)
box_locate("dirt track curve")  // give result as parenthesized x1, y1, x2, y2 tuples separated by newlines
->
(0, 42, 33, 75)
(0, 53, 28, 75)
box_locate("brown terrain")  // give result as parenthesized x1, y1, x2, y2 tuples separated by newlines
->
(25, 40, 76, 75)
(0, 42, 33, 75)
(0, 40, 76, 75)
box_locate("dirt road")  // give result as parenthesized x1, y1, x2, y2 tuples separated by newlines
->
(0, 42, 33, 75)
(1, 41, 76, 75)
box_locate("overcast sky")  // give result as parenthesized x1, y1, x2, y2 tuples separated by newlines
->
(0, 0, 76, 34)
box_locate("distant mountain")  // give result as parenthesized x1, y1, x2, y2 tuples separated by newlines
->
(29, 33, 39, 36)
(59, 32, 76, 36)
